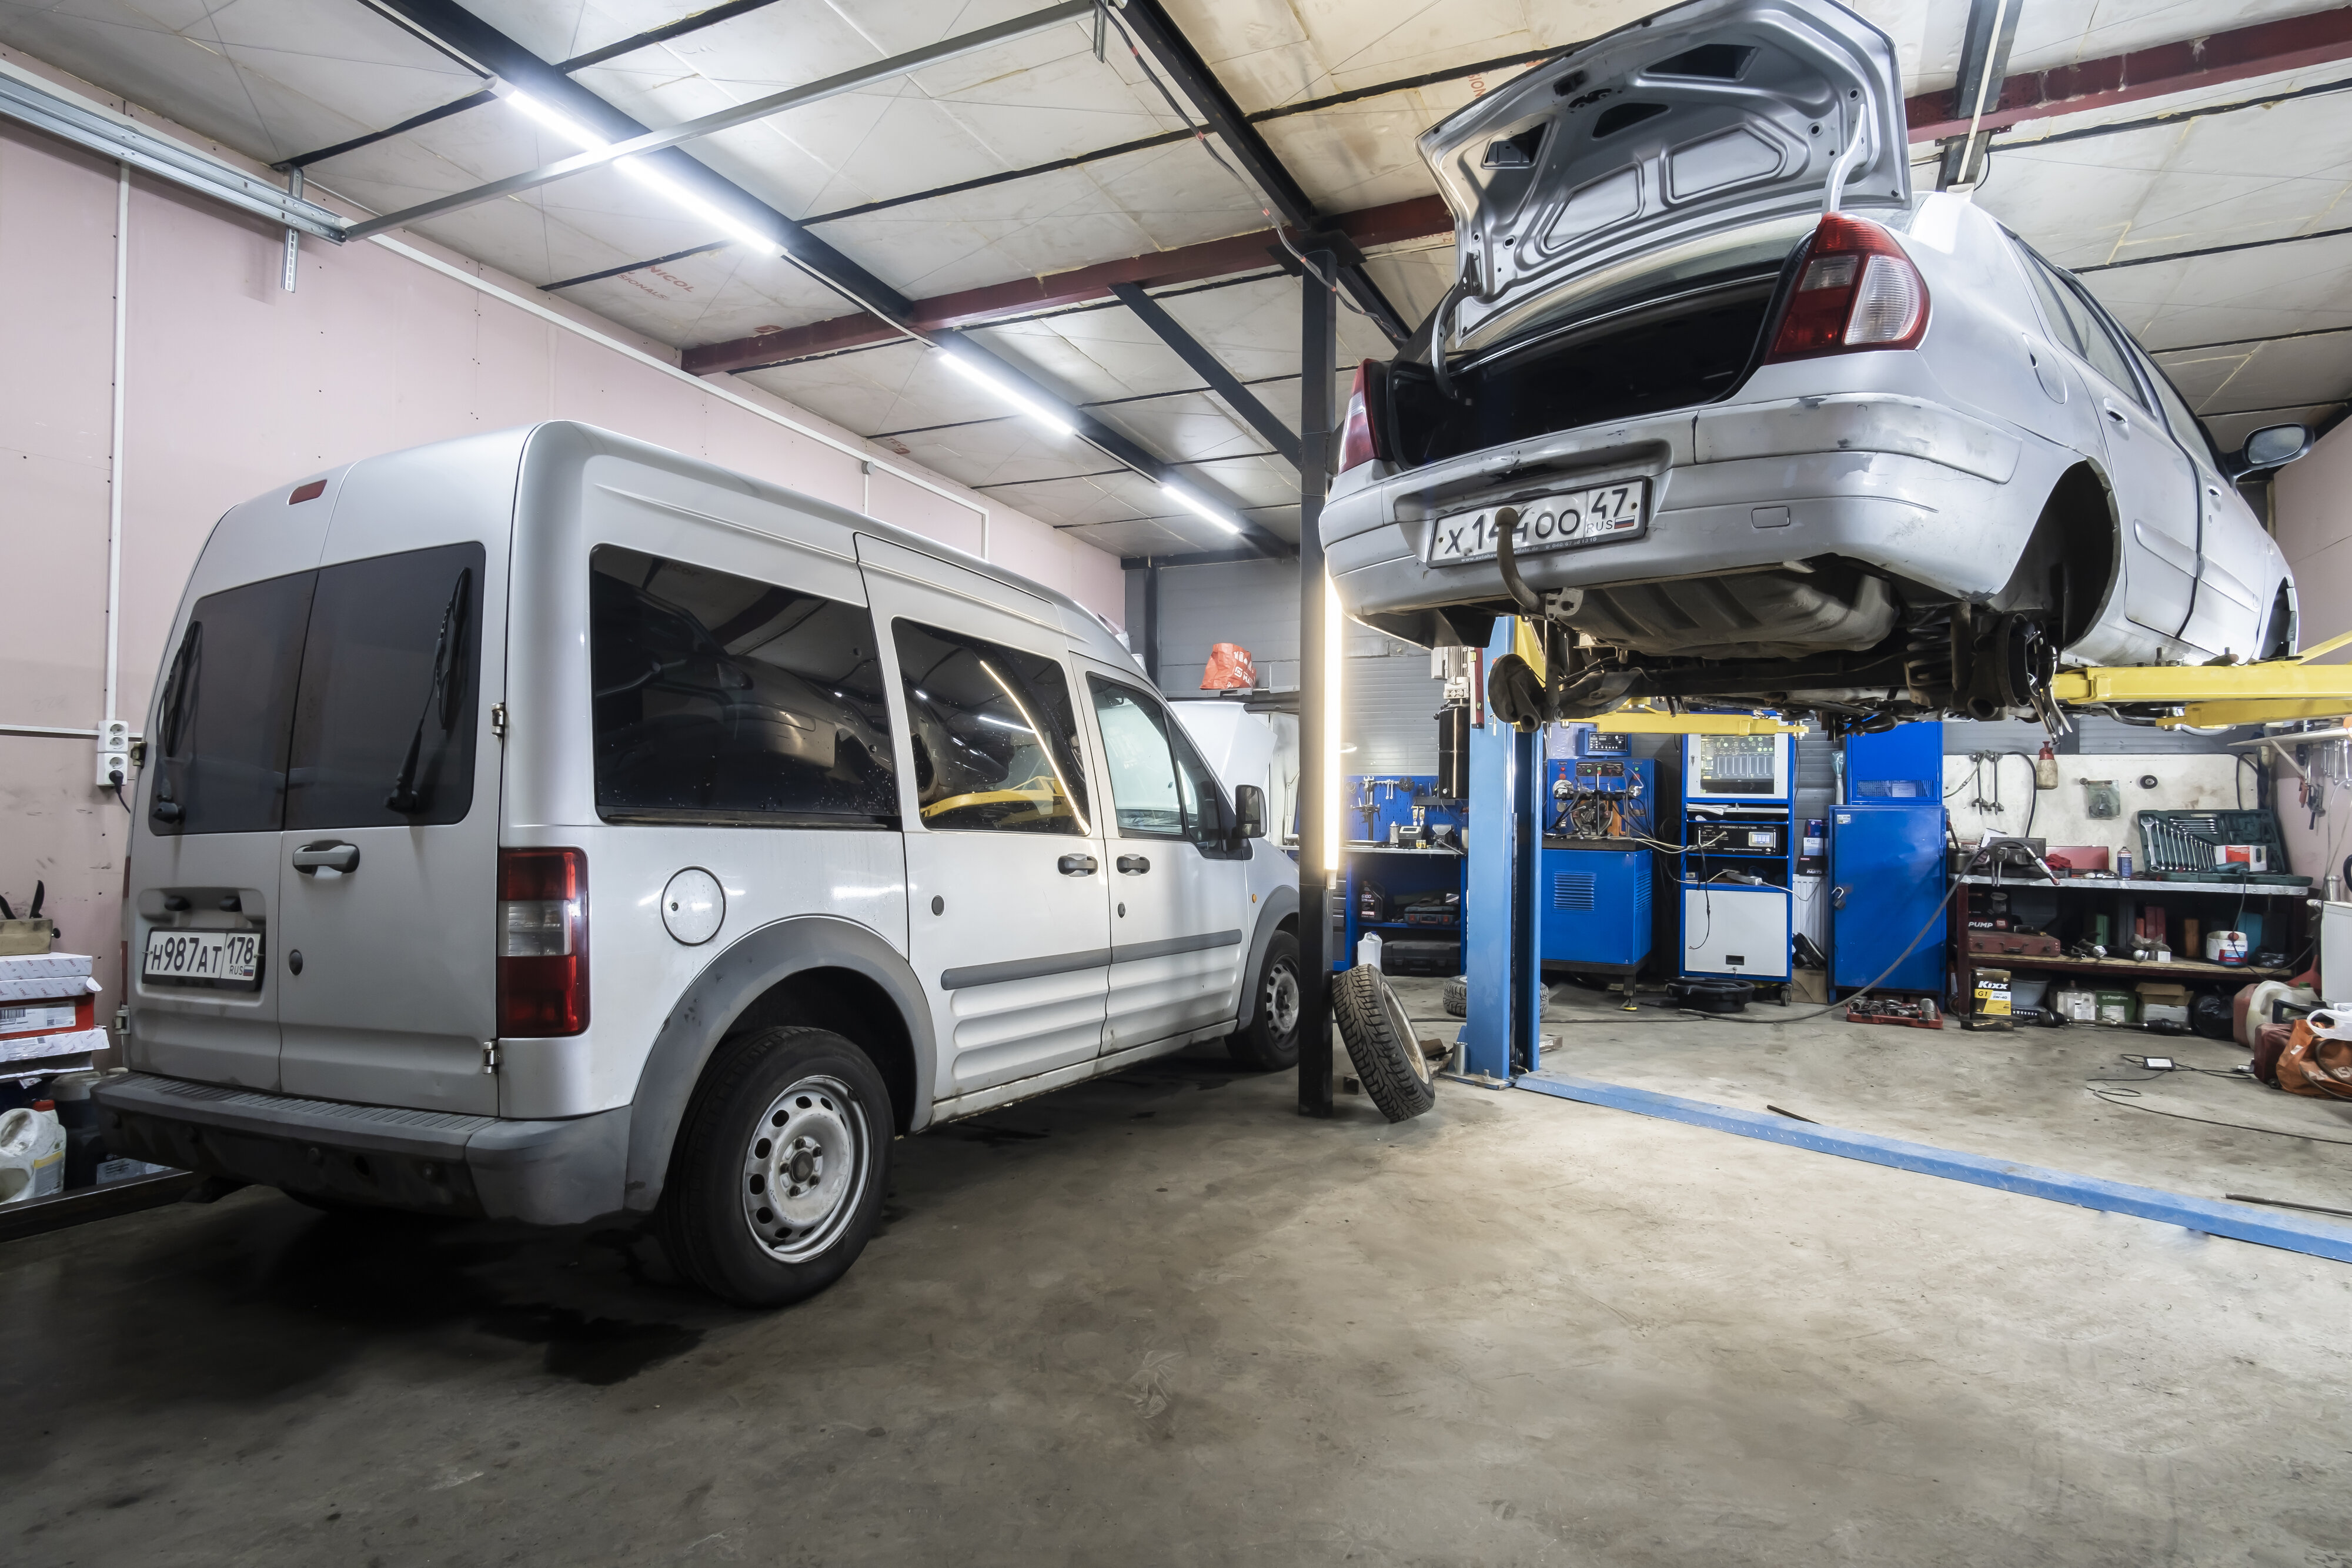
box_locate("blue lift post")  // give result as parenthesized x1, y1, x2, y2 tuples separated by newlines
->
(1461, 618, 1546, 1080)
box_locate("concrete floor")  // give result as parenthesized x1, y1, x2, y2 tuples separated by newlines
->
(6, 989, 2352, 1566)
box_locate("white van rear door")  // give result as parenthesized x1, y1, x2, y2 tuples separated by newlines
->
(858, 536, 1110, 1098)
(272, 450, 510, 1115)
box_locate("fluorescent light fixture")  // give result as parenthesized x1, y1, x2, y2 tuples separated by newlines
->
(1159, 480, 1242, 534)
(937, 351, 1077, 437)
(1321, 570, 1344, 872)
(499, 87, 776, 255)
(617, 159, 776, 251)
(501, 88, 607, 153)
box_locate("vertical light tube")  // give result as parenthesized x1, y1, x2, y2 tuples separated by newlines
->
(104, 162, 128, 731)
(1322, 570, 1343, 872)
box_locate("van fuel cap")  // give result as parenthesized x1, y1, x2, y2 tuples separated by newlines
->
(662, 868, 725, 946)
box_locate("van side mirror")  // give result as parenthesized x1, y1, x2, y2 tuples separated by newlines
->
(2229, 423, 2311, 478)
(1234, 784, 1267, 840)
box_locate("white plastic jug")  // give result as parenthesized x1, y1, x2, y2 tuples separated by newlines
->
(1357, 932, 1384, 971)
(0, 1105, 65, 1204)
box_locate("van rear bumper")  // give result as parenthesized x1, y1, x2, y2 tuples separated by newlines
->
(92, 1072, 629, 1225)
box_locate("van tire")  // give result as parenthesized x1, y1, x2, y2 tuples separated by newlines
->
(657, 1026, 890, 1309)
(1226, 932, 1304, 1071)
(1332, 964, 1437, 1122)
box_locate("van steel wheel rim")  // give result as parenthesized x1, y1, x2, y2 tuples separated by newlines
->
(1266, 959, 1302, 1037)
(1379, 981, 1433, 1086)
(741, 1074, 870, 1262)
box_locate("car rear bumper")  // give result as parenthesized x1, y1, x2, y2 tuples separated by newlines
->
(92, 1072, 629, 1225)
(1325, 392, 2045, 631)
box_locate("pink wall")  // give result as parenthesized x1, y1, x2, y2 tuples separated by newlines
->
(2271, 421, 2352, 892)
(0, 74, 1122, 1021)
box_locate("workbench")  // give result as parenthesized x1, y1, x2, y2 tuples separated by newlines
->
(1949, 874, 2309, 1002)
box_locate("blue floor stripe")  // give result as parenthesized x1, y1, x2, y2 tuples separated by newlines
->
(1513, 1071, 2352, 1265)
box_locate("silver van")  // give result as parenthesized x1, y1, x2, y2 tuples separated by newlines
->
(95, 423, 1303, 1305)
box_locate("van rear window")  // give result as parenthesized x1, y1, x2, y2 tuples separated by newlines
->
(590, 547, 897, 827)
(149, 543, 483, 835)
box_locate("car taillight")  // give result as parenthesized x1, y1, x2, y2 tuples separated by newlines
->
(1764, 213, 1929, 362)
(1336, 360, 1385, 476)
(499, 848, 587, 1037)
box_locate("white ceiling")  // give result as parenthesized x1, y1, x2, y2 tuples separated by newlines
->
(1, 0, 2344, 558)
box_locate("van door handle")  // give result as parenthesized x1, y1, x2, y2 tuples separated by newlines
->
(1116, 855, 1151, 874)
(292, 841, 359, 875)
(1057, 854, 1098, 876)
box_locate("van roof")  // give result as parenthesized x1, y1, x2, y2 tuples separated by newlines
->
(228, 420, 1141, 673)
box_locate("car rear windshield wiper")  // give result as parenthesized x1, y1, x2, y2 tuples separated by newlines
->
(149, 621, 202, 823)
(385, 568, 472, 814)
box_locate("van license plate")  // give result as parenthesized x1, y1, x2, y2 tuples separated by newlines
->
(1426, 481, 1646, 566)
(143, 928, 262, 988)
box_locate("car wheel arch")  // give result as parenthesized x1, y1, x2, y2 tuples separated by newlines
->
(1994, 460, 2122, 651)
(1235, 891, 1301, 1029)
(622, 915, 935, 1213)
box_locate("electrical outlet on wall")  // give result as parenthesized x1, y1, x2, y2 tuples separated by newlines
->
(94, 718, 130, 788)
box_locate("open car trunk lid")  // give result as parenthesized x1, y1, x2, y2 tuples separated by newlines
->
(1425, 0, 1910, 352)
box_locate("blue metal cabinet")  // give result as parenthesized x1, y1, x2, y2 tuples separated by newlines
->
(1829, 803, 1948, 992)
(1541, 845, 1652, 969)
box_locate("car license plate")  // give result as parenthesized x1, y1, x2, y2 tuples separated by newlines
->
(1426, 480, 1647, 566)
(143, 928, 262, 988)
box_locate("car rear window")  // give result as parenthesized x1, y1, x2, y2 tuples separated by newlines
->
(149, 543, 485, 835)
(287, 543, 483, 829)
(589, 546, 897, 827)
(149, 571, 315, 835)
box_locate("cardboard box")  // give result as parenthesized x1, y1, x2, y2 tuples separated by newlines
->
(2053, 987, 2100, 1022)
(1972, 968, 2013, 1029)
(2095, 989, 2136, 1025)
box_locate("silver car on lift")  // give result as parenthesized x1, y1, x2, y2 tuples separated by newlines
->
(1321, 0, 2313, 728)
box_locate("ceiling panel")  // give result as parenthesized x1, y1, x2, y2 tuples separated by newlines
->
(2154, 328, 2352, 417)
(0, 0, 473, 165)
(2082, 231, 2352, 355)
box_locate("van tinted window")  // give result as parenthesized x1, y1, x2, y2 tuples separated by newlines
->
(893, 620, 1090, 835)
(590, 547, 897, 826)
(287, 543, 483, 829)
(149, 570, 315, 835)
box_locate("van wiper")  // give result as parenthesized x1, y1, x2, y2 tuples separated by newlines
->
(151, 621, 201, 823)
(385, 568, 472, 814)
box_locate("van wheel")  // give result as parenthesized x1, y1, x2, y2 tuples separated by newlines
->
(657, 1026, 890, 1308)
(1226, 932, 1302, 1071)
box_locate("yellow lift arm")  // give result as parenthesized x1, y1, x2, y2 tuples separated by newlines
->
(2051, 633, 2352, 728)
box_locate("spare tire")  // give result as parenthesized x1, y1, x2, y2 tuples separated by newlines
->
(1441, 977, 1467, 1018)
(1334, 964, 1438, 1122)
(1667, 977, 1753, 1014)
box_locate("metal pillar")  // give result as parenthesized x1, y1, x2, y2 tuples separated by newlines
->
(1141, 563, 1161, 688)
(1295, 256, 1337, 1117)
(1461, 618, 1545, 1081)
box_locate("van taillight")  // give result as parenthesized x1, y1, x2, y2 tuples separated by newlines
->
(499, 848, 587, 1037)
(1763, 213, 1929, 362)
(1335, 360, 1386, 476)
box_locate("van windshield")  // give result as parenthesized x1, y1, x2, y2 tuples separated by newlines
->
(149, 543, 483, 835)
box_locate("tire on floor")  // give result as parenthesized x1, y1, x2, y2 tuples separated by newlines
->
(1334, 964, 1438, 1122)
(1441, 976, 1466, 1018)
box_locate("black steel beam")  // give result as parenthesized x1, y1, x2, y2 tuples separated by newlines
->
(1114, 0, 1409, 345)
(552, 0, 785, 72)
(1938, 0, 2022, 188)
(1109, 282, 1301, 469)
(1117, 546, 1278, 569)
(1295, 252, 1337, 1118)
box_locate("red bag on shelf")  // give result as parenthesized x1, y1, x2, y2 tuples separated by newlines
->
(1200, 643, 1255, 690)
